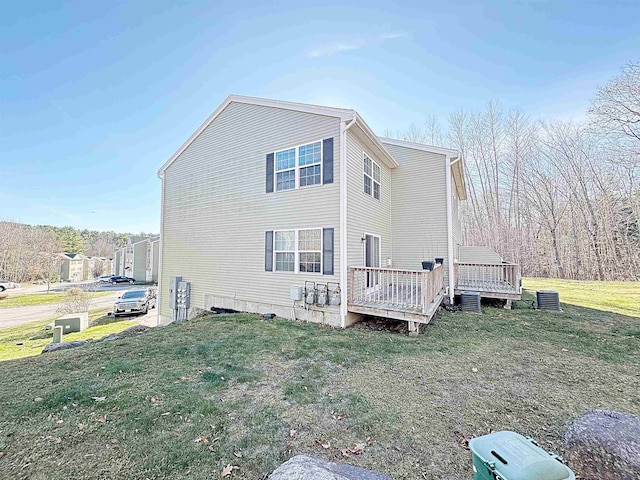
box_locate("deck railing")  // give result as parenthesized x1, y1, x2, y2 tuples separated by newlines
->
(454, 262, 521, 294)
(349, 264, 444, 313)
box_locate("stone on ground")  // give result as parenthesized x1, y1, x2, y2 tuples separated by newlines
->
(564, 410, 640, 480)
(41, 341, 87, 353)
(268, 455, 394, 480)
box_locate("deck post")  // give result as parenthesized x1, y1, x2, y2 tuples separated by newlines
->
(348, 267, 354, 303)
(421, 271, 428, 314)
(407, 321, 419, 336)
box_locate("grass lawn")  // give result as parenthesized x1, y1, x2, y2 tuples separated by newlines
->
(523, 277, 640, 318)
(0, 309, 138, 362)
(0, 291, 111, 309)
(0, 285, 638, 479)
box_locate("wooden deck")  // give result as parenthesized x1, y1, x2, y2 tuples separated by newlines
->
(454, 262, 522, 300)
(348, 265, 445, 332)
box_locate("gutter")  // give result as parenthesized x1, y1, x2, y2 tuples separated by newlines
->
(339, 116, 356, 328)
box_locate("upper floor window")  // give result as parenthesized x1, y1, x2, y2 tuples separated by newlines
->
(364, 154, 381, 200)
(275, 141, 322, 191)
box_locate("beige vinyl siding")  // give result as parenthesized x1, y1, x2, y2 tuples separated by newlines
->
(384, 143, 451, 281)
(133, 242, 147, 281)
(345, 130, 392, 270)
(160, 102, 341, 318)
(459, 246, 502, 263)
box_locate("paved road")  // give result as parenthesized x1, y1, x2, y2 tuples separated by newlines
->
(0, 283, 159, 330)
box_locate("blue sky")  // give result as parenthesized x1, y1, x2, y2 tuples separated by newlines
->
(1, 0, 639, 233)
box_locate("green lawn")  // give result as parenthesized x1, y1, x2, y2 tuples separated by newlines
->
(0, 283, 638, 479)
(0, 309, 137, 362)
(523, 277, 640, 317)
(0, 291, 111, 308)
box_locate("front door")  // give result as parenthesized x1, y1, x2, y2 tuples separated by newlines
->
(364, 234, 380, 289)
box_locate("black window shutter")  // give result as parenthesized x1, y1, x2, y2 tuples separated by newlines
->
(265, 231, 273, 271)
(266, 153, 274, 193)
(323, 228, 334, 275)
(322, 138, 334, 185)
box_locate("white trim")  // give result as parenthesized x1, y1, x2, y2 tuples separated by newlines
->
(378, 136, 459, 157)
(445, 155, 455, 303)
(363, 151, 381, 201)
(339, 120, 355, 328)
(272, 228, 323, 274)
(156, 173, 165, 326)
(273, 139, 324, 191)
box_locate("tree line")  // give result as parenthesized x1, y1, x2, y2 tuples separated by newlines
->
(0, 222, 157, 283)
(387, 60, 639, 280)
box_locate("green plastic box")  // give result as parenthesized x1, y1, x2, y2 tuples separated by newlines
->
(54, 312, 89, 333)
(469, 431, 574, 480)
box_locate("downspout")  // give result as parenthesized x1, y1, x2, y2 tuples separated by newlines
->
(339, 116, 356, 328)
(445, 156, 455, 303)
(156, 171, 165, 327)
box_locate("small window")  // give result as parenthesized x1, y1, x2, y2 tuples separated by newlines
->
(275, 149, 296, 191)
(298, 229, 321, 273)
(274, 231, 295, 271)
(274, 141, 323, 191)
(364, 154, 381, 200)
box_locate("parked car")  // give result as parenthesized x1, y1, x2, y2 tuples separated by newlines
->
(113, 289, 156, 316)
(108, 276, 135, 284)
(0, 280, 19, 292)
(97, 275, 113, 283)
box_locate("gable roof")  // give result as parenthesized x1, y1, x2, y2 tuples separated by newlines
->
(378, 137, 467, 200)
(158, 95, 398, 175)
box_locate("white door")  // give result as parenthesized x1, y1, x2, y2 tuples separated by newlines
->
(364, 234, 381, 291)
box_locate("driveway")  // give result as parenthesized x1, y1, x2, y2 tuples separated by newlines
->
(0, 283, 159, 330)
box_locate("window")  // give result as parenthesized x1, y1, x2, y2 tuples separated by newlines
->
(363, 154, 381, 200)
(275, 141, 322, 191)
(273, 229, 322, 273)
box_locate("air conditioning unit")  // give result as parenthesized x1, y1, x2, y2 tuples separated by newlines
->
(537, 290, 561, 311)
(460, 292, 481, 314)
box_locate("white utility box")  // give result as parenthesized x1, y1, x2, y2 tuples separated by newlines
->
(289, 286, 304, 301)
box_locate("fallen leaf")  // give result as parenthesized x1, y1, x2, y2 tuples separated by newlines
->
(366, 437, 376, 445)
(208, 445, 216, 452)
(55, 420, 64, 427)
(150, 397, 157, 403)
(194, 435, 209, 444)
(180, 376, 190, 381)
(233, 451, 242, 458)
(289, 429, 297, 437)
(0, 452, 4, 458)
(471, 368, 478, 373)
(96, 416, 107, 423)
(110, 439, 118, 444)
(221, 464, 237, 477)
(55, 438, 62, 444)
(561, 348, 568, 352)
(161, 412, 171, 416)
(92, 397, 106, 402)
(321, 442, 330, 449)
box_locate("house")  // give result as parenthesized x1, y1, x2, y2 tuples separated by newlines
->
(156, 95, 521, 332)
(58, 253, 86, 282)
(113, 236, 159, 282)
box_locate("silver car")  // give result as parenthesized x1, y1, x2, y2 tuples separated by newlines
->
(113, 288, 157, 316)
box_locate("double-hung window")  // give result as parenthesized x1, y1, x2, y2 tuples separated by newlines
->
(274, 229, 322, 273)
(275, 141, 322, 191)
(363, 154, 381, 200)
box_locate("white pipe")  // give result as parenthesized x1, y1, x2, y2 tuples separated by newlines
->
(156, 173, 165, 326)
(339, 117, 356, 328)
(445, 155, 455, 303)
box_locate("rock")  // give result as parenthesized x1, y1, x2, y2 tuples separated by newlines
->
(34, 397, 43, 402)
(101, 325, 150, 341)
(268, 455, 395, 480)
(565, 410, 640, 480)
(41, 341, 87, 354)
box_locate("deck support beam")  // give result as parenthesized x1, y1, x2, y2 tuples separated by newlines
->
(407, 321, 419, 336)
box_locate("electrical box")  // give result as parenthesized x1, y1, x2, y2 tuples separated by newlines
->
(290, 286, 303, 301)
(177, 280, 191, 309)
(469, 431, 575, 480)
(168, 276, 182, 309)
